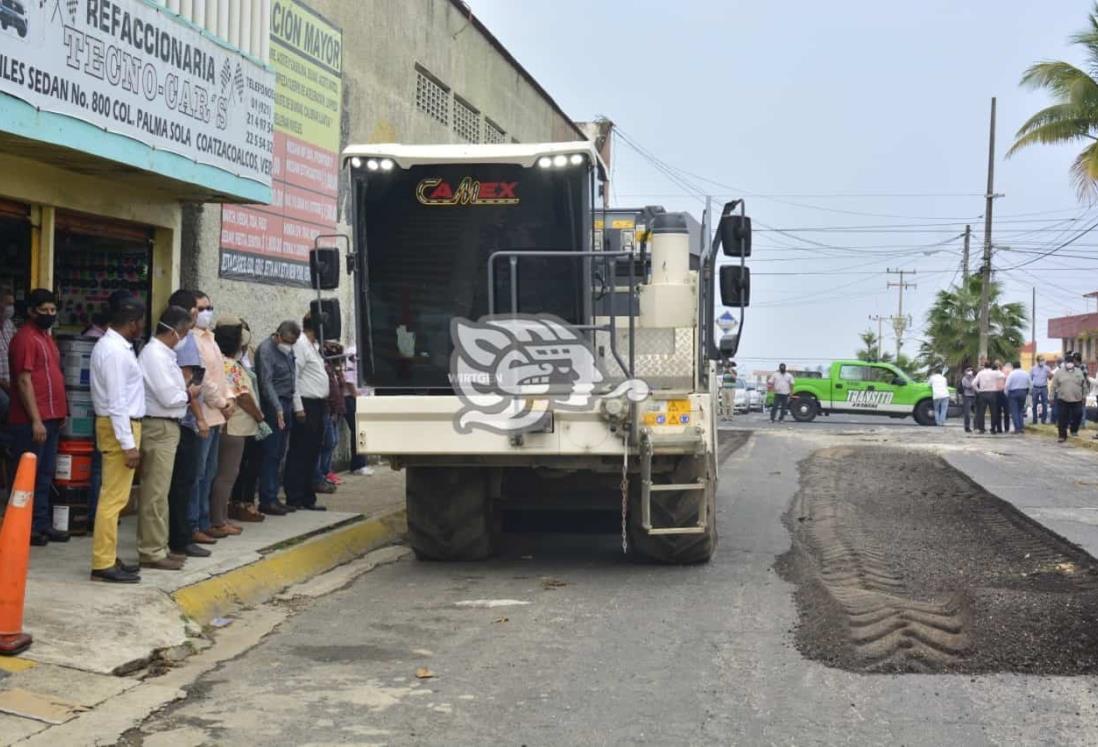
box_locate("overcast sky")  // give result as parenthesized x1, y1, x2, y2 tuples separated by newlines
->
(470, 0, 1096, 372)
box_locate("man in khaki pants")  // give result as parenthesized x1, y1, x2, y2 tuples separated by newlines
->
(137, 306, 197, 570)
(89, 297, 147, 583)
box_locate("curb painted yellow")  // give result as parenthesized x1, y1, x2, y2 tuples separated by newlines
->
(0, 657, 36, 673)
(172, 511, 407, 625)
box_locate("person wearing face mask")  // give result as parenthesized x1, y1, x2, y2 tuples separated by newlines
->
(254, 320, 300, 515)
(209, 316, 265, 534)
(188, 291, 235, 545)
(960, 365, 977, 433)
(136, 306, 199, 571)
(768, 363, 795, 423)
(8, 288, 70, 546)
(89, 294, 148, 582)
(1051, 353, 1087, 443)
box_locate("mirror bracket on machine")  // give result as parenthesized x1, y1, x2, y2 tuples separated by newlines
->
(702, 201, 752, 364)
(309, 234, 352, 290)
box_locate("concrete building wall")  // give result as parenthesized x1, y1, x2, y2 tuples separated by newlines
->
(186, 0, 583, 340)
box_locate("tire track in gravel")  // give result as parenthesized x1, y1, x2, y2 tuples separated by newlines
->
(776, 445, 1098, 675)
(787, 448, 971, 672)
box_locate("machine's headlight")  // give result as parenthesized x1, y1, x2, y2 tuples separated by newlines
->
(569, 153, 584, 165)
(380, 158, 394, 171)
(366, 159, 380, 171)
(350, 157, 362, 169)
(552, 154, 568, 167)
(537, 156, 552, 168)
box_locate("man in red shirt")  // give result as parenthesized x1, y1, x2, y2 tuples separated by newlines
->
(9, 288, 70, 546)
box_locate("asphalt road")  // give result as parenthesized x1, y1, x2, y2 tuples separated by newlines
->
(132, 419, 1098, 746)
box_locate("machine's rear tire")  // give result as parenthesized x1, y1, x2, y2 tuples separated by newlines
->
(406, 467, 495, 561)
(627, 455, 717, 564)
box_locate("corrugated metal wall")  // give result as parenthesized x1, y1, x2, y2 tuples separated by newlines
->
(151, 0, 271, 64)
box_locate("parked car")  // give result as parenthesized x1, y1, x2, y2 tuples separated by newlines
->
(746, 385, 764, 412)
(0, 0, 27, 38)
(732, 380, 751, 413)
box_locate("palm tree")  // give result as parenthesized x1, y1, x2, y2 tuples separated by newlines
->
(918, 275, 1027, 380)
(855, 329, 890, 363)
(1008, 3, 1098, 198)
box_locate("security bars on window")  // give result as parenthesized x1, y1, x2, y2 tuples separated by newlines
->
(453, 97, 480, 143)
(484, 118, 506, 144)
(416, 69, 449, 125)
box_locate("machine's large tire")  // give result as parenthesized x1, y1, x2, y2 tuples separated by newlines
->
(406, 467, 494, 561)
(627, 455, 717, 564)
(913, 398, 935, 426)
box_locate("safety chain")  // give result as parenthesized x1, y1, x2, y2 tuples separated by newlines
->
(620, 445, 629, 554)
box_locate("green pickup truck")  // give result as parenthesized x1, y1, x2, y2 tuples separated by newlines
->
(784, 360, 941, 425)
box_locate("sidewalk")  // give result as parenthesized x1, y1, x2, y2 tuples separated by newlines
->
(0, 467, 406, 737)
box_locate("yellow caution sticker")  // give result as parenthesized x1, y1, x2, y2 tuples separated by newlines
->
(642, 399, 692, 426)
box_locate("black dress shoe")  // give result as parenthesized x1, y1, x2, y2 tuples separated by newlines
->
(91, 566, 140, 583)
(259, 502, 287, 516)
(283, 502, 298, 513)
(300, 504, 327, 511)
(44, 527, 70, 543)
(182, 543, 212, 558)
(30, 532, 49, 547)
(115, 559, 141, 574)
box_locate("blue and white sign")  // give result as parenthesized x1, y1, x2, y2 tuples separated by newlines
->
(0, 0, 274, 186)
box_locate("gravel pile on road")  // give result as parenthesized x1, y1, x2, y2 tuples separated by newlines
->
(777, 445, 1098, 675)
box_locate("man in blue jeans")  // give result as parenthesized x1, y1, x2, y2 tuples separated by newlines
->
(1005, 360, 1031, 435)
(255, 320, 300, 515)
(1030, 355, 1050, 424)
(9, 289, 71, 546)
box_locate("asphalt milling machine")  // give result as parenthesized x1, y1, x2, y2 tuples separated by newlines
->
(322, 142, 751, 563)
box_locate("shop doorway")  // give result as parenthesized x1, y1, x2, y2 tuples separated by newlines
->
(54, 211, 154, 335)
(0, 198, 31, 317)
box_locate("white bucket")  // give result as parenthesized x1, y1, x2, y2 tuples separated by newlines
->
(52, 505, 70, 532)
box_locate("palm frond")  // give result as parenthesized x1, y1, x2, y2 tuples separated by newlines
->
(1070, 139, 1098, 201)
(1019, 61, 1098, 99)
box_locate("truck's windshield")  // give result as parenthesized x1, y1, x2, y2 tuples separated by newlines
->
(354, 163, 590, 390)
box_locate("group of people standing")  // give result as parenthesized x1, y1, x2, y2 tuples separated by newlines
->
(2, 287, 367, 584)
(959, 353, 1093, 441)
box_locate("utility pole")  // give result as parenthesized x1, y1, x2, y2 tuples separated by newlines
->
(978, 97, 997, 363)
(961, 224, 971, 283)
(868, 314, 885, 360)
(1032, 286, 1036, 346)
(887, 269, 917, 358)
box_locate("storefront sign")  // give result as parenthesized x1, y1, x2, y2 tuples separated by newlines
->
(219, 0, 341, 287)
(0, 0, 274, 187)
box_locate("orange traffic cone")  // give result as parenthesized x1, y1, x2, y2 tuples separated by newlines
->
(0, 452, 36, 655)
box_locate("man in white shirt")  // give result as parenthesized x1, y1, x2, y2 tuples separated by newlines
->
(137, 306, 197, 571)
(927, 368, 950, 426)
(768, 363, 795, 423)
(89, 296, 148, 583)
(972, 361, 1006, 434)
(286, 312, 331, 510)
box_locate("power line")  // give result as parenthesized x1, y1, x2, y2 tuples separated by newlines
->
(614, 126, 985, 221)
(1002, 217, 1098, 270)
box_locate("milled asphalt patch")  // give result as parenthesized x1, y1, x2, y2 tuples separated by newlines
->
(777, 445, 1098, 675)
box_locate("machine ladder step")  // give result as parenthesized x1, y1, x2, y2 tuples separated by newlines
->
(638, 432, 708, 536)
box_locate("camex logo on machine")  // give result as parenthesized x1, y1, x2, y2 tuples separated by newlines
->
(416, 177, 519, 206)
